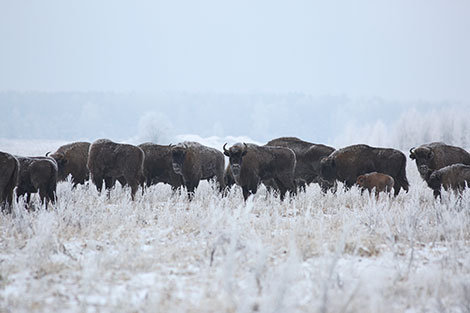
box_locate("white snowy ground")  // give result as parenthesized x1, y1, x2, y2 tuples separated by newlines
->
(1, 139, 470, 313)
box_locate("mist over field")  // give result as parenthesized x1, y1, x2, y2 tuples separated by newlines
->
(1, 0, 470, 312)
(1, 91, 469, 151)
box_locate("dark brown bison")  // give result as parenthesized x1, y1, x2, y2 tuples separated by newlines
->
(265, 137, 335, 191)
(320, 144, 409, 196)
(16, 156, 58, 209)
(223, 161, 278, 193)
(426, 164, 470, 198)
(170, 142, 225, 197)
(0, 151, 19, 213)
(138, 143, 183, 190)
(87, 139, 145, 200)
(223, 143, 296, 201)
(409, 142, 470, 181)
(47, 142, 90, 186)
(356, 172, 395, 196)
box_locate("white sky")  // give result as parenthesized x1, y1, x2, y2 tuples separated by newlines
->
(1, 0, 469, 101)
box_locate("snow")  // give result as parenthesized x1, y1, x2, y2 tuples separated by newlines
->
(0, 139, 470, 313)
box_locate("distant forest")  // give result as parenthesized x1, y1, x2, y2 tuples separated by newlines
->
(1, 91, 465, 150)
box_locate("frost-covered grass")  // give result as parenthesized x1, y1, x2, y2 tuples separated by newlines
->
(1, 139, 470, 312)
(1, 161, 470, 313)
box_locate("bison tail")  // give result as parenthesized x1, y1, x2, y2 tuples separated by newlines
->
(397, 155, 410, 192)
(5, 158, 20, 209)
(49, 162, 58, 204)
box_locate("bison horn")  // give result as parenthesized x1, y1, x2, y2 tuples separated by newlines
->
(242, 143, 248, 155)
(409, 147, 415, 155)
(45, 151, 51, 157)
(223, 143, 229, 154)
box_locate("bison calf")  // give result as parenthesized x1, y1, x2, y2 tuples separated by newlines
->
(320, 144, 409, 196)
(427, 164, 470, 198)
(356, 172, 394, 197)
(87, 139, 145, 200)
(47, 141, 90, 186)
(0, 151, 19, 213)
(16, 156, 58, 209)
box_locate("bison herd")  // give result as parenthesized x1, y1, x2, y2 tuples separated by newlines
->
(1, 137, 470, 213)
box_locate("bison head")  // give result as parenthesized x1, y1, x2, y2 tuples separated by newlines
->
(409, 146, 435, 180)
(170, 144, 187, 175)
(223, 143, 247, 177)
(427, 170, 442, 198)
(356, 174, 366, 188)
(47, 152, 68, 180)
(320, 156, 336, 182)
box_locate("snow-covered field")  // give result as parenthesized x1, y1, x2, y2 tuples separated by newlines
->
(1, 139, 470, 313)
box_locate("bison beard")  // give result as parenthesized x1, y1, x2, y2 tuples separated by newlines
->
(223, 143, 296, 201)
(320, 144, 409, 196)
(87, 139, 145, 201)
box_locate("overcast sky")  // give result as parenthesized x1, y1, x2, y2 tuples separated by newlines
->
(1, 0, 469, 101)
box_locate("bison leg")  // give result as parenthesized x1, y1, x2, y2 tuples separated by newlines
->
(117, 176, 127, 187)
(92, 175, 104, 194)
(295, 179, 307, 193)
(124, 176, 140, 201)
(104, 177, 116, 190)
(15, 188, 24, 203)
(215, 175, 225, 193)
(242, 186, 251, 201)
(344, 180, 355, 189)
(38, 188, 49, 209)
(393, 183, 401, 197)
(48, 187, 56, 205)
(1, 190, 12, 214)
(185, 180, 199, 200)
(6, 189, 13, 209)
(275, 176, 296, 201)
(104, 177, 116, 199)
(170, 185, 180, 194)
(243, 184, 258, 201)
(130, 184, 139, 201)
